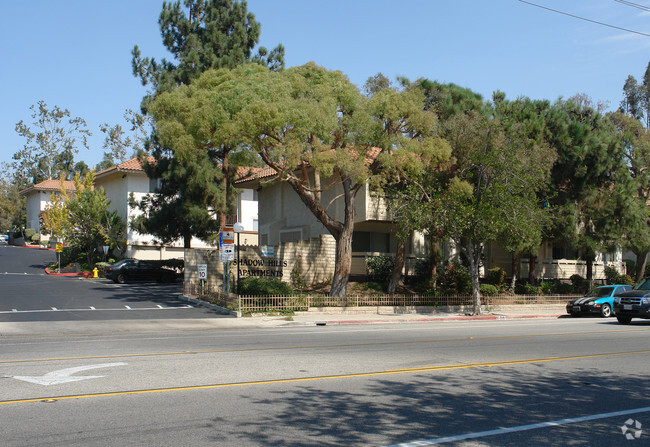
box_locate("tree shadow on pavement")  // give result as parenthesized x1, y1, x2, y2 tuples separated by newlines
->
(210, 365, 649, 446)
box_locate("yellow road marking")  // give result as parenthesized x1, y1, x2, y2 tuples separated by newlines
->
(2, 349, 649, 406)
(2, 327, 649, 365)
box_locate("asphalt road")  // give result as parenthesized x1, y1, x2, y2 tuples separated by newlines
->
(0, 244, 221, 322)
(1, 317, 650, 446)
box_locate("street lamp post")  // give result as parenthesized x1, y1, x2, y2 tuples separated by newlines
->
(233, 222, 244, 295)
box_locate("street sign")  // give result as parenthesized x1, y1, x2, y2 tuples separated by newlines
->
(55, 243, 63, 253)
(221, 228, 234, 244)
(197, 264, 208, 280)
(221, 243, 235, 261)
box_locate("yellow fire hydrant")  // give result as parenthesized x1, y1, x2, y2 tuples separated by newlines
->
(93, 267, 98, 278)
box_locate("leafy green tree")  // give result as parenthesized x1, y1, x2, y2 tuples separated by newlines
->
(98, 110, 150, 170)
(608, 111, 650, 281)
(131, 0, 283, 246)
(150, 63, 450, 298)
(544, 99, 625, 288)
(40, 178, 71, 242)
(438, 110, 555, 314)
(621, 75, 643, 121)
(0, 173, 24, 231)
(132, 0, 284, 100)
(43, 173, 125, 267)
(12, 101, 91, 188)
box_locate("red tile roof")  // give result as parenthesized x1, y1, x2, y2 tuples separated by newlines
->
(233, 147, 383, 185)
(19, 179, 76, 195)
(94, 157, 155, 178)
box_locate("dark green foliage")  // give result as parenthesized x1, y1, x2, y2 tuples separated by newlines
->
(132, 0, 284, 98)
(479, 283, 498, 296)
(486, 267, 507, 290)
(540, 281, 554, 294)
(438, 261, 472, 294)
(367, 256, 395, 284)
(553, 282, 574, 294)
(515, 282, 542, 295)
(604, 266, 634, 286)
(238, 277, 293, 296)
(570, 274, 588, 294)
(131, 151, 225, 248)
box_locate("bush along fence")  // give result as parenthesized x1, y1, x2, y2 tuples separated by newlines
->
(183, 283, 577, 316)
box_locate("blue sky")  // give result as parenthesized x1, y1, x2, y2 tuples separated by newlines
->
(2, 0, 650, 171)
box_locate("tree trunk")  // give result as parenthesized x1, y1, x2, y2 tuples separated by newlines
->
(330, 223, 353, 299)
(510, 254, 518, 292)
(468, 240, 482, 315)
(183, 230, 192, 249)
(635, 251, 647, 283)
(528, 255, 537, 285)
(586, 253, 594, 290)
(430, 236, 440, 287)
(329, 179, 357, 299)
(387, 235, 407, 294)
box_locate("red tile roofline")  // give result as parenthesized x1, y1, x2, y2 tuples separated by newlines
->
(19, 179, 76, 196)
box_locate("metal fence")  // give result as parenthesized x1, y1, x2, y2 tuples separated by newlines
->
(186, 288, 578, 315)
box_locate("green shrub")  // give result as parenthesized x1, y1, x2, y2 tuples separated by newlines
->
(552, 282, 574, 294)
(604, 266, 634, 285)
(367, 256, 395, 283)
(540, 281, 554, 295)
(290, 263, 307, 291)
(238, 277, 293, 296)
(570, 274, 588, 294)
(414, 258, 434, 281)
(479, 283, 498, 296)
(438, 261, 472, 294)
(24, 228, 37, 240)
(486, 267, 507, 290)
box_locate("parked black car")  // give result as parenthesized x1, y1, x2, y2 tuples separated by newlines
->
(613, 278, 650, 324)
(104, 259, 178, 284)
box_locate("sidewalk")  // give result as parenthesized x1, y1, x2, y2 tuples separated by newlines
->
(0, 300, 568, 337)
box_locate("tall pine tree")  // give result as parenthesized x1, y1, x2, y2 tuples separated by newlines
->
(131, 0, 284, 247)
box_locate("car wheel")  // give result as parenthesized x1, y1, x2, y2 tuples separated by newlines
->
(616, 316, 632, 325)
(116, 273, 127, 284)
(600, 304, 612, 318)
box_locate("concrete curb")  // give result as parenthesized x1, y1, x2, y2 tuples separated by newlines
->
(44, 267, 91, 277)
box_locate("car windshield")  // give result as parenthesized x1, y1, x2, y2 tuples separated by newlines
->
(633, 278, 650, 291)
(585, 287, 613, 298)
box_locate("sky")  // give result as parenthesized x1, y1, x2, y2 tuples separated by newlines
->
(2, 0, 650, 172)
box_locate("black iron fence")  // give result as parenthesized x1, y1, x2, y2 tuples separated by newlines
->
(184, 284, 577, 315)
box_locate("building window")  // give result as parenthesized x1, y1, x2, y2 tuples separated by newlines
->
(552, 245, 579, 260)
(253, 219, 259, 232)
(280, 229, 302, 243)
(260, 233, 268, 245)
(352, 231, 390, 253)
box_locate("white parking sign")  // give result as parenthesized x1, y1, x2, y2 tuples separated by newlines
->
(198, 264, 207, 280)
(220, 244, 235, 261)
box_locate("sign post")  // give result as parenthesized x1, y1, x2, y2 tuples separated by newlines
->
(220, 228, 235, 294)
(198, 263, 207, 295)
(55, 241, 64, 273)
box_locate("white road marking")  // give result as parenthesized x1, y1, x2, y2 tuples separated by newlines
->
(12, 362, 127, 386)
(51, 307, 58, 311)
(386, 406, 650, 446)
(0, 305, 193, 314)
